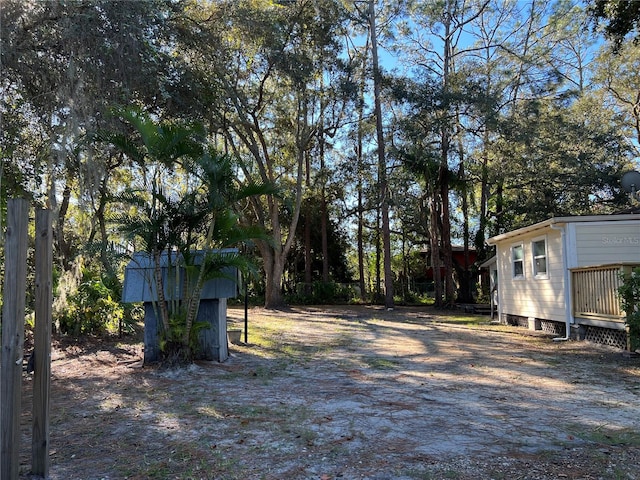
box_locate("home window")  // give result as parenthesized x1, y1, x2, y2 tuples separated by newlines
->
(512, 244, 524, 278)
(532, 238, 547, 278)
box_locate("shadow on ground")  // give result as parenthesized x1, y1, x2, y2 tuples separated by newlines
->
(17, 305, 640, 480)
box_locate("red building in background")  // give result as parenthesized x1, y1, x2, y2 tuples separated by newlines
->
(416, 245, 479, 303)
(420, 245, 477, 282)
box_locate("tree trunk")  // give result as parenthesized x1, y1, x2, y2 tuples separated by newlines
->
(303, 145, 312, 296)
(262, 246, 287, 309)
(320, 189, 329, 282)
(495, 181, 504, 236)
(439, 157, 456, 306)
(476, 143, 490, 257)
(219, 80, 306, 312)
(357, 189, 366, 302)
(89, 172, 116, 279)
(56, 180, 73, 271)
(439, 6, 456, 307)
(356, 37, 369, 303)
(318, 92, 330, 284)
(153, 249, 171, 334)
(369, 0, 394, 309)
(457, 159, 474, 304)
(90, 154, 123, 279)
(429, 194, 443, 307)
(304, 204, 313, 296)
(321, 193, 329, 283)
(375, 209, 381, 300)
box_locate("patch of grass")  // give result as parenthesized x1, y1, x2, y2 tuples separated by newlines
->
(566, 423, 640, 447)
(362, 355, 401, 370)
(406, 469, 460, 479)
(484, 472, 508, 480)
(580, 425, 640, 446)
(208, 449, 243, 477)
(405, 468, 438, 479)
(233, 403, 313, 434)
(235, 404, 270, 418)
(248, 322, 356, 362)
(432, 314, 491, 326)
(138, 457, 172, 479)
(196, 403, 224, 418)
(295, 426, 319, 446)
(118, 443, 245, 479)
(543, 358, 563, 367)
(610, 467, 636, 480)
(444, 471, 462, 479)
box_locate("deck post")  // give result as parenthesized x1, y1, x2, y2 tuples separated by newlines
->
(1, 199, 30, 480)
(32, 209, 53, 478)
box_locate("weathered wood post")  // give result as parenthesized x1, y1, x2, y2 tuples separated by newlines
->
(32, 208, 53, 478)
(1, 199, 30, 480)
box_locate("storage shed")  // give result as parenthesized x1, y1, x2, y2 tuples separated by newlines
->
(487, 214, 640, 348)
(122, 250, 239, 363)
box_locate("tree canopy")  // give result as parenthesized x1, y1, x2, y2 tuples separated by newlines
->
(1, 0, 637, 318)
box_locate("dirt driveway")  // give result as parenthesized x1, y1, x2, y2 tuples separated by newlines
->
(18, 305, 640, 479)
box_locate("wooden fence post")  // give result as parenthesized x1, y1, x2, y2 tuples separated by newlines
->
(1, 199, 30, 480)
(32, 209, 52, 478)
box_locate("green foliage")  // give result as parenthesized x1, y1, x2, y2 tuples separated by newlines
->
(619, 267, 640, 351)
(492, 97, 634, 231)
(58, 267, 124, 336)
(286, 281, 357, 305)
(5, 0, 640, 329)
(589, 0, 640, 50)
(284, 194, 353, 289)
(312, 281, 353, 304)
(394, 290, 434, 306)
(104, 109, 274, 363)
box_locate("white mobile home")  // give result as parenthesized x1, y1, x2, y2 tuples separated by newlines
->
(487, 215, 640, 348)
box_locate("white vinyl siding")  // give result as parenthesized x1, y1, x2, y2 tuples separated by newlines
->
(570, 222, 640, 268)
(497, 229, 565, 322)
(489, 216, 640, 326)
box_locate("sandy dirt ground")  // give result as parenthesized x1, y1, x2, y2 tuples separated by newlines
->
(16, 305, 640, 479)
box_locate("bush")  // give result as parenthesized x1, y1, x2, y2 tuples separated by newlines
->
(58, 268, 124, 336)
(287, 281, 357, 305)
(619, 267, 640, 351)
(394, 291, 434, 306)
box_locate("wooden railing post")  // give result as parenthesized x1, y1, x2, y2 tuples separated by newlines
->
(1, 199, 30, 480)
(32, 209, 53, 478)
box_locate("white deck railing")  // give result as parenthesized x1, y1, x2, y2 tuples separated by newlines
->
(571, 264, 638, 323)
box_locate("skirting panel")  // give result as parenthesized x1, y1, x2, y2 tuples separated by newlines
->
(584, 325, 627, 350)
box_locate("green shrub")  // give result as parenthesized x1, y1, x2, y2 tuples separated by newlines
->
(287, 281, 356, 305)
(58, 268, 124, 336)
(619, 267, 640, 351)
(394, 291, 434, 306)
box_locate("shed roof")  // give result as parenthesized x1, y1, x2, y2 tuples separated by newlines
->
(122, 249, 239, 303)
(486, 214, 639, 245)
(479, 255, 496, 268)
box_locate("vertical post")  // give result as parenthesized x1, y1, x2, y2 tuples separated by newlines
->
(217, 299, 229, 362)
(32, 209, 52, 477)
(143, 303, 160, 364)
(1, 198, 30, 480)
(244, 280, 248, 344)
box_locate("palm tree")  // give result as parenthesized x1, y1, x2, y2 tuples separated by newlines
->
(103, 109, 274, 364)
